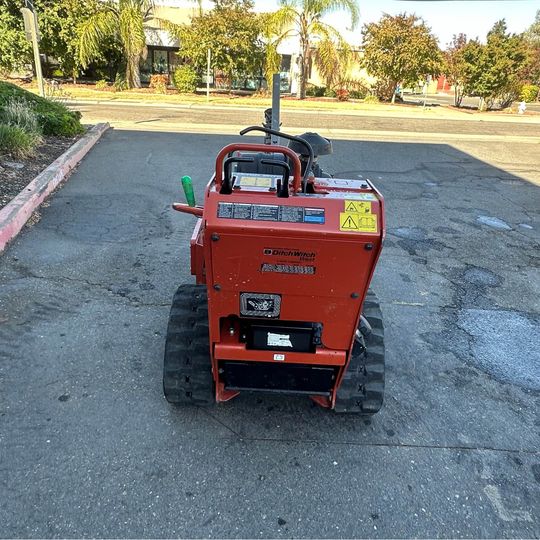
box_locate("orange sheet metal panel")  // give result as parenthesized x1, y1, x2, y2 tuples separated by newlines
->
(202, 181, 384, 353)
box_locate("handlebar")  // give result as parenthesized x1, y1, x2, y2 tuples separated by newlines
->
(239, 126, 314, 192)
(215, 143, 303, 194)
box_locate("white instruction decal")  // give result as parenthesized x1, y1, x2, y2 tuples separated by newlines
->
(267, 333, 293, 348)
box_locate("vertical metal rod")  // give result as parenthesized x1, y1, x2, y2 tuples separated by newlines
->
(206, 48, 211, 103)
(271, 73, 280, 145)
(21, 7, 44, 97)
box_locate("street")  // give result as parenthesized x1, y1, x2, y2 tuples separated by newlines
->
(69, 101, 540, 140)
(0, 106, 539, 537)
(404, 92, 540, 113)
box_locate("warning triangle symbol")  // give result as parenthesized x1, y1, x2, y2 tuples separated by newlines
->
(342, 215, 358, 230)
(345, 201, 357, 212)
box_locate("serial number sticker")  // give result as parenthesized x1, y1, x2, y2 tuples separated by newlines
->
(261, 263, 316, 274)
(339, 212, 378, 233)
(344, 200, 372, 214)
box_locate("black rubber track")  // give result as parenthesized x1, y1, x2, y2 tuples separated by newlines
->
(334, 289, 385, 414)
(163, 284, 214, 405)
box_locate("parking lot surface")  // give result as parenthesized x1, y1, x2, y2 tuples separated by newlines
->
(1, 127, 539, 538)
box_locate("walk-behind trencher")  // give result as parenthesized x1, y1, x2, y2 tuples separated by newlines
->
(164, 105, 385, 414)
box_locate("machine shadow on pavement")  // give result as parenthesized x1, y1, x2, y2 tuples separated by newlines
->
(0, 129, 538, 539)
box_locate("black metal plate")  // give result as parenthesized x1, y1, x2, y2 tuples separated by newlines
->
(221, 361, 336, 395)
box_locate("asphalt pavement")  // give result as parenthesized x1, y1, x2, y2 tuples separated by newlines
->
(71, 102, 540, 140)
(0, 116, 539, 538)
(408, 92, 540, 113)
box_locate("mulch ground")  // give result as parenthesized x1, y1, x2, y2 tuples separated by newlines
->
(0, 134, 80, 210)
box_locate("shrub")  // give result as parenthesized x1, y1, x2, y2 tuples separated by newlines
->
(113, 72, 127, 92)
(173, 65, 199, 93)
(0, 81, 84, 136)
(349, 87, 368, 100)
(1, 99, 41, 134)
(38, 110, 83, 136)
(336, 89, 350, 101)
(324, 88, 336, 98)
(520, 84, 539, 103)
(95, 79, 109, 91)
(149, 74, 168, 94)
(0, 124, 42, 157)
(363, 95, 380, 104)
(306, 85, 325, 97)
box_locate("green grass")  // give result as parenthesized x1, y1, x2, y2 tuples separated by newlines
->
(0, 124, 42, 158)
(0, 81, 84, 136)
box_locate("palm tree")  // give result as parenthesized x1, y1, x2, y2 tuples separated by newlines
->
(268, 0, 359, 99)
(313, 36, 354, 91)
(79, 0, 155, 89)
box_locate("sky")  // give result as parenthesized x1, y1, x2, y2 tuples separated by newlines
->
(206, 0, 539, 47)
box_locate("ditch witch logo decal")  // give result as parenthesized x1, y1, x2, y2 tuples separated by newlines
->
(240, 293, 281, 318)
(247, 298, 274, 312)
(263, 248, 316, 262)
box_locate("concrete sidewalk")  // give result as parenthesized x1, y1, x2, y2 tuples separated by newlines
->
(0, 129, 539, 538)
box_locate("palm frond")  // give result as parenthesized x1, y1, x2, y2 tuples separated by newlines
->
(309, 0, 359, 29)
(78, 8, 117, 68)
(266, 5, 299, 35)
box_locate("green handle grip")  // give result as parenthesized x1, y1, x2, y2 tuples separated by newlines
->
(181, 175, 196, 207)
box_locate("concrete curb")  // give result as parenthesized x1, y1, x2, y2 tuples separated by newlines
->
(0, 122, 110, 254)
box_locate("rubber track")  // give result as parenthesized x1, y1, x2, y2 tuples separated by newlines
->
(334, 290, 385, 414)
(163, 284, 214, 405)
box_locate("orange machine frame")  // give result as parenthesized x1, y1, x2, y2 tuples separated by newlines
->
(175, 143, 385, 408)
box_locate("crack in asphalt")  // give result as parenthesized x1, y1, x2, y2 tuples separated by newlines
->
(202, 405, 540, 456)
(222, 435, 540, 456)
(201, 407, 540, 455)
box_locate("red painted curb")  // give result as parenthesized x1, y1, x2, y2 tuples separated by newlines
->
(0, 122, 109, 254)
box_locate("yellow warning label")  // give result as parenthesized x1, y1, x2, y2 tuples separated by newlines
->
(345, 200, 372, 214)
(256, 177, 272, 187)
(339, 212, 378, 233)
(238, 176, 273, 187)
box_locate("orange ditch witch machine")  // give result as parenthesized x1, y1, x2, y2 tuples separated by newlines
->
(164, 107, 385, 414)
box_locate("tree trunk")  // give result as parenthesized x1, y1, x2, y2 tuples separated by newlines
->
(478, 97, 485, 111)
(296, 54, 303, 99)
(297, 37, 309, 100)
(126, 53, 141, 89)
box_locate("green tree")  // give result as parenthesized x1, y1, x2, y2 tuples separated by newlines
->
(525, 9, 540, 45)
(38, 0, 104, 81)
(522, 10, 540, 88)
(0, 4, 31, 75)
(361, 13, 442, 103)
(313, 37, 353, 92)
(170, 0, 265, 89)
(443, 33, 468, 107)
(78, 0, 154, 89)
(0, 0, 116, 80)
(462, 20, 528, 110)
(268, 0, 359, 99)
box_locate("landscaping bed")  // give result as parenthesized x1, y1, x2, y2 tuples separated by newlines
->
(0, 80, 85, 210)
(0, 134, 81, 210)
